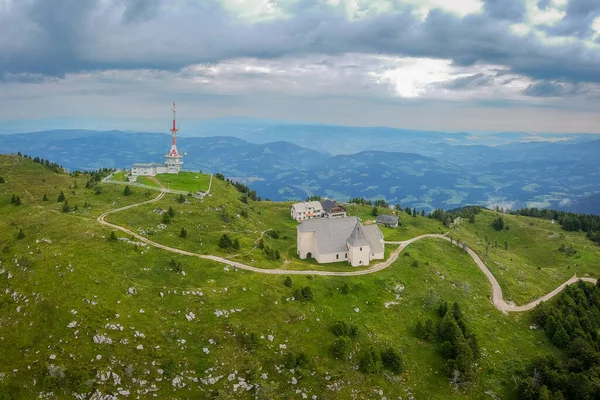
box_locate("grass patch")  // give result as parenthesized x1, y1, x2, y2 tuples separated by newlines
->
(154, 171, 211, 192)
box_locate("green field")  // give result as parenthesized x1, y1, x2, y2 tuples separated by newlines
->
(450, 210, 600, 304)
(2, 154, 600, 399)
(154, 171, 211, 192)
(135, 175, 162, 188)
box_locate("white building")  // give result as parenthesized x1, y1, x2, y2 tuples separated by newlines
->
(297, 216, 384, 267)
(290, 201, 324, 221)
(131, 163, 167, 177)
(290, 199, 347, 222)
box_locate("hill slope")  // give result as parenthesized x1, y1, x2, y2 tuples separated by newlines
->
(2, 155, 600, 399)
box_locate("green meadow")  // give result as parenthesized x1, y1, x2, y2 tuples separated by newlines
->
(1, 154, 599, 399)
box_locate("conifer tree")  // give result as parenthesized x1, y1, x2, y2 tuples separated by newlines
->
(123, 185, 132, 196)
(43, 194, 48, 201)
(180, 227, 187, 238)
(16, 229, 25, 239)
(57, 191, 65, 202)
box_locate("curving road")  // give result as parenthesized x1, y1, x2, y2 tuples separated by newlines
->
(97, 190, 597, 313)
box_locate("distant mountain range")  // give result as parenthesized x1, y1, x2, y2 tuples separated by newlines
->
(1, 124, 599, 214)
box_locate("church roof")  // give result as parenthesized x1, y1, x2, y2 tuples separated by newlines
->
(346, 221, 370, 247)
(298, 216, 383, 255)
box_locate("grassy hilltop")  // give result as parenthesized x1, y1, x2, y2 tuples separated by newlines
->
(1, 154, 600, 399)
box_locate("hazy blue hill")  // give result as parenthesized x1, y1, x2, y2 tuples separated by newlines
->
(556, 193, 600, 215)
(1, 129, 600, 211)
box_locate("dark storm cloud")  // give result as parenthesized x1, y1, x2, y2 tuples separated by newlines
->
(544, 0, 600, 37)
(1, 0, 600, 84)
(483, 0, 526, 21)
(522, 80, 584, 97)
(437, 73, 495, 90)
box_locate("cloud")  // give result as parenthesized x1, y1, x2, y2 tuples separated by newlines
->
(1, 0, 600, 86)
(544, 0, 600, 37)
(483, 0, 526, 21)
(522, 80, 585, 97)
(437, 73, 495, 89)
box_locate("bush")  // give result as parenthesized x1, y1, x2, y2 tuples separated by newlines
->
(358, 347, 382, 374)
(167, 206, 175, 217)
(123, 185, 132, 196)
(331, 337, 351, 359)
(266, 230, 279, 239)
(108, 231, 117, 242)
(42, 194, 48, 201)
(340, 283, 350, 294)
(0, 176, 4, 183)
(161, 213, 170, 224)
(332, 321, 359, 339)
(381, 347, 404, 373)
(177, 194, 186, 203)
(219, 234, 233, 249)
(284, 276, 293, 287)
(57, 191, 65, 202)
(294, 286, 313, 301)
(492, 216, 505, 231)
(62, 200, 70, 213)
(94, 186, 103, 195)
(180, 227, 187, 238)
(16, 229, 25, 240)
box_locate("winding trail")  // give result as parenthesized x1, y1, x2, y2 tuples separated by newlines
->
(97, 190, 598, 313)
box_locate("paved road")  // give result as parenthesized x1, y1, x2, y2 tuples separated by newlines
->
(98, 190, 597, 313)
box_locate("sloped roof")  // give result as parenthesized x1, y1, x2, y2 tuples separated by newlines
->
(298, 216, 384, 255)
(291, 201, 323, 213)
(376, 215, 398, 225)
(363, 225, 384, 253)
(298, 216, 358, 254)
(322, 199, 344, 213)
(346, 222, 370, 247)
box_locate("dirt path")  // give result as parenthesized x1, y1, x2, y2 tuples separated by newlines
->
(97, 190, 597, 313)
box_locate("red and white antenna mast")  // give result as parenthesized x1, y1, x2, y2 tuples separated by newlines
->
(168, 102, 179, 157)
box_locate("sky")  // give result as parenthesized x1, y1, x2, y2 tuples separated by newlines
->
(1, 0, 600, 133)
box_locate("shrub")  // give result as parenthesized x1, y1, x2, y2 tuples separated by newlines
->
(123, 185, 132, 196)
(340, 283, 350, 294)
(57, 191, 65, 202)
(16, 229, 25, 240)
(177, 194, 186, 203)
(358, 347, 382, 373)
(167, 206, 175, 217)
(161, 213, 170, 224)
(491, 216, 505, 231)
(62, 200, 70, 213)
(108, 231, 117, 242)
(42, 194, 48, 201)
(0, 176, 4, 183)
(284, 276, 293, 287)
(331, 337, 351, 359)
(266, 230, 279, 239)
(180, 227, 187, 238)
(294, 286, 313, 301)
(332, 321, 359, 339)
(219, 234, 233, 249)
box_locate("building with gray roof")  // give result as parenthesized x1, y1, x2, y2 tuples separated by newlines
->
(297, 216, 384, 267)
(376, 214, 399, 228)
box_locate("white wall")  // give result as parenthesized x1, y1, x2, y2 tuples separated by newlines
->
(297, 231, 316, 259)
(348, 244, 371, 267)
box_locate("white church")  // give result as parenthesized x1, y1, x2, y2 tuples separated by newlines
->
(131, 102, 184, 177)
(297, 216, 384, 267)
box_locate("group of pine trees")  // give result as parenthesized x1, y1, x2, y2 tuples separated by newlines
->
(15, 152, 63, 173)
(510, 207, 600, 245)
(517, 281, 600, 400)
(218, 233, 240, 250)
(416, 301, 479, 385)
